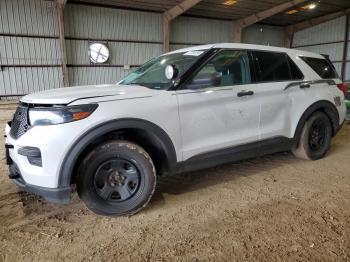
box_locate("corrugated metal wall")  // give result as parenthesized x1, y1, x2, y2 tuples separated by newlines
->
(242, 24, 285, 47)
(292, 16, 349, 81)
(64, 3, 163, 86)
(0, 0, 285, 97)
(0, 0, 63, 97)
(170, 16, 232, 50)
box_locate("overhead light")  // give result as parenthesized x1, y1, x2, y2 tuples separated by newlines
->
(301, 3, 317, 10)
(286, 9, 298, 15)
(222, 0, 237, 6)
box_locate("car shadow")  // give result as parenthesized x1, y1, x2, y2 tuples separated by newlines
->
(148, 152, 300, 208)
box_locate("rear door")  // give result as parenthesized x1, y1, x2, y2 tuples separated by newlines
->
(176, 49, 261, 160)
(250, 50, 304, 140)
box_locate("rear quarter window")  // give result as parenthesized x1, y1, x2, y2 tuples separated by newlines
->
(300, 56, 338, 79)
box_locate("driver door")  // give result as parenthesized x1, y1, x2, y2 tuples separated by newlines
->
(176, 49, 261, 160)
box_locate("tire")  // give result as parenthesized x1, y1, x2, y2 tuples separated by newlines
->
(76, 141, 156, 216)
(292, 111, 332, 160)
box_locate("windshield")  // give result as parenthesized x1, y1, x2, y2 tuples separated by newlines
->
(118, 50, 207, 90)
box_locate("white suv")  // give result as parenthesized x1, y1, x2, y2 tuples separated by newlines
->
(4, 43, 347, 216)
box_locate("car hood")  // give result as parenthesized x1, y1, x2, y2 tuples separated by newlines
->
(21, 84, 155, 104)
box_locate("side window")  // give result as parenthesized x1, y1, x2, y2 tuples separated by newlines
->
(252, 51, 291, 82)
(288, 56, 304, 80)
(300, 56, 338, 79)
(188, 50, 252, 89)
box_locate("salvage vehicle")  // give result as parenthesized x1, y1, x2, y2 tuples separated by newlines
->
(5, 43, 347, 216)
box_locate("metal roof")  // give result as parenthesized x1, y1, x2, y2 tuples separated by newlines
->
(69, 0, 350, 26)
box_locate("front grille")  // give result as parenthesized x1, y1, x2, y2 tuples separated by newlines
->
(10, 105, 30, 139)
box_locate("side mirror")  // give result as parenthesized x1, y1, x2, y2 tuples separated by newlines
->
(165, 64, 178, 80)
(186, 73, 222, 90)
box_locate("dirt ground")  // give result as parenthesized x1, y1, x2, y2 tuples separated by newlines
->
(0, 102, 349, 262)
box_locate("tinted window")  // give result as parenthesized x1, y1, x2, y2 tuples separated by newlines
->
(288, 56, 304, 80)
(252, 51, 291, 82)
(300, 56, 338, 79)
(189, 50, 252, 88)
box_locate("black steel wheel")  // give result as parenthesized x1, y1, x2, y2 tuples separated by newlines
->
(292, 111, 332, 160)
(94, 159, 140, 203)
(77, 141, 156, 216)
(308, 119, 327, 152)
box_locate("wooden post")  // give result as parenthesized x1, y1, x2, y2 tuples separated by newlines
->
(341, 14, 349, 82)
(232, 22, 242, 43)
(284, 27, 294, 48)
(162, 0, 203, 53)
(57, 0, 69, 87)
(163, 15, 170, 53)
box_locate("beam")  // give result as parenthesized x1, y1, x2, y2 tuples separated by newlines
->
(162, 0, 203, 52)
(163, 0, 203, 21)
(341, 14, 349, 82)
(287, 8, 350, 33)
(284, 27, 294, 48)
(56, 0, 69, 87)
(232, 0, 308, 43)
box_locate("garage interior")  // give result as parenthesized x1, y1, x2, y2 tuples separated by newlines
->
(1, 0, 350, 260)
(0, 0, 350, 96)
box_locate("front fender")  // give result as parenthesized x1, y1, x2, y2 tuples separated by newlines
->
(58, 118, 177, 188)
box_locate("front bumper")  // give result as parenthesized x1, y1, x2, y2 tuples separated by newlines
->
(4, 113, 92, 203)
(6, 149, 71, 203)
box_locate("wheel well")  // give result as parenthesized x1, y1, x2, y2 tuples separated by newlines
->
(70, 128, 174, 185)
(293, 101, 340, 143)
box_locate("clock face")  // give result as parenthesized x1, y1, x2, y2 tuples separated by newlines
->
(89, 43, 110, 64)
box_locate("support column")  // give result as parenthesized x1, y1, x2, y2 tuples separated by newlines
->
(57, 0, 69, 87)
(232, 22, 242, 43)
(162, 0, 203, 53)
(284, 27, 294, 48)
(341, 14, 349, 82)
(163, 15, 170, 53)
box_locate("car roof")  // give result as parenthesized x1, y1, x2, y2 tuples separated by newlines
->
(166, 43, 324, 59)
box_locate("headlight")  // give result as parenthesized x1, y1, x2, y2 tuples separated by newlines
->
(29, 104, 98, 126)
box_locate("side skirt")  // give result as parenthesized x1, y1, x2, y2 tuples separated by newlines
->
(175, 137, 294, 174)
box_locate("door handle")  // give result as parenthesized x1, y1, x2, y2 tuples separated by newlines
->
(300, 83, 311, 89)
(237, 90, 254, 97)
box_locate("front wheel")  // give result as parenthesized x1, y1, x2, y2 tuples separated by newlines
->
(292, 111, 333, 160)
(77, 141, 156, 216)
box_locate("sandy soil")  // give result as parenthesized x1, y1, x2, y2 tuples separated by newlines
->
(0, 102, 350, 261)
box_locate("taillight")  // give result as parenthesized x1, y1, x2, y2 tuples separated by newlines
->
(337, 83, 348, 96)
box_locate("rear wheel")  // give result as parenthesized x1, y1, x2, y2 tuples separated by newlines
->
(77, 141, 156, 216)
(292, 111, 332, 160)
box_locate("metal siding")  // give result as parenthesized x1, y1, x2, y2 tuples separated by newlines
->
(0, 36, 61, 65)
(346, 42, 350, 60)
(170, 16, 231, 44)
(66, 40, 162, 65)
(0, 0, 58, 36)
(0, 67, 63, 96)
(0, 0, 62, 96)
(64, 4, 162, 42)
(295, 43, 344, 61)
(292, 16, 347, 80)
(170, 44, 196, 51)
(68, 67, 131, 86)
(242, 24, 285, 47)
(293, 16, 346, 46)
(345, 63, 350, 81)
(64, 4, 164, 86)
